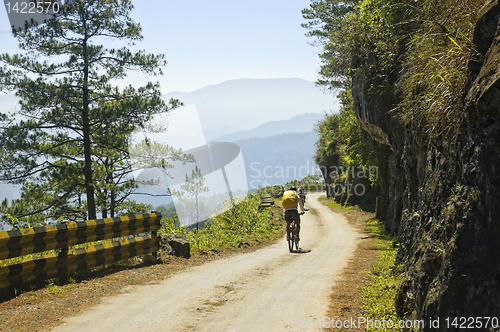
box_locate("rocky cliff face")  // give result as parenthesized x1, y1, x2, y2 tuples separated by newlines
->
(352, 0, 500, 328)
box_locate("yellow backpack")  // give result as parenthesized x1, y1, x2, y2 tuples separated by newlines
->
(282, 190, 297, 209)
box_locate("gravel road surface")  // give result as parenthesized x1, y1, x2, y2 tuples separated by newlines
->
(51, 193, 359, 332)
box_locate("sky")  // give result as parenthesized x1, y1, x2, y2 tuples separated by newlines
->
(0, 0, 322, 94)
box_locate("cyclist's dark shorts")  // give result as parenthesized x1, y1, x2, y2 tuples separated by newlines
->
(284, 209, 301, 224)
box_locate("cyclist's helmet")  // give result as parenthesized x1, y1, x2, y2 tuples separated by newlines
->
(289, 186, 297, 191)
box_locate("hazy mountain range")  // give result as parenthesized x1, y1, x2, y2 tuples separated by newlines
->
(212, 113, 324, 142)
(235, 131, 319, 190)
(209, 112, 323, 189)
(163, 78, 338, 140)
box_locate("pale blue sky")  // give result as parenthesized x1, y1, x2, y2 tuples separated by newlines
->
(0, 0, 321, 93)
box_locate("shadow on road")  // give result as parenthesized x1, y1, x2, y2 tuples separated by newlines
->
(291, 248, 312, 254)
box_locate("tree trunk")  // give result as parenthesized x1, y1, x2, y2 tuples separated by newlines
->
(196, 195, 199, 232)
(110, 188, 115, 218)
(101, 189, 107, 218)
(82, 18, 96, 220)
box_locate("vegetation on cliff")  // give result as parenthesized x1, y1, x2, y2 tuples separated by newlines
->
(304, 0, 482, 132)
(314, 90, 377, 172)
(313, 89, 380, 207)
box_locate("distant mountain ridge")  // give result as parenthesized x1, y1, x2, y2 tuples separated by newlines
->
(163, 78, 338, 140)
(234, 131, 318, 188)
(211, 113, 324, 142)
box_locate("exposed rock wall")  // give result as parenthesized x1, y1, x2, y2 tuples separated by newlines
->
(352, 71, 406, 234)
(352, 0, 500, 328)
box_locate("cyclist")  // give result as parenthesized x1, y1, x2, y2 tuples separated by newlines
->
(298, 184, 306, 213)
(282, 186, 301, 241)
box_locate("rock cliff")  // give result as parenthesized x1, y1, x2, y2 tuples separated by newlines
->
(352, 0, 500, 328)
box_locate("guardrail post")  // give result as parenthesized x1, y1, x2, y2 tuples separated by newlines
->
(59, 220, 70, 256)
(151, 211, 159, 262)
(375, 196, 381, 219)
(58, 219, 70, 284)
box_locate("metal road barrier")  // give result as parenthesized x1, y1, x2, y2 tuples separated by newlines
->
(0, 212, 162, 292)
(258, 196, 275, 210)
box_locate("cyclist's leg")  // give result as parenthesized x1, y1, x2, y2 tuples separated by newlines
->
(298, 197, 305, 214)
(292, 210, 301, 240)
(284, 211, 291, 240)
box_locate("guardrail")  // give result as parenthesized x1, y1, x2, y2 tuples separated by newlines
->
(0, 212, 162, 292)
(258, 195, 275, 210)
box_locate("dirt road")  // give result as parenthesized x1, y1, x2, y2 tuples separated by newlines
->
(51, 194, 360, 332)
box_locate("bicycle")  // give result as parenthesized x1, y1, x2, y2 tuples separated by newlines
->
(287, 215, 299, 252)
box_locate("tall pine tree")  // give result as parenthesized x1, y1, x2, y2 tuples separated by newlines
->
(0, 0, 176, 221)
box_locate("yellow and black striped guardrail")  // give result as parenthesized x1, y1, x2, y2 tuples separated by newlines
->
(0, 212, 161, 292)
(259, 195, 275, 210)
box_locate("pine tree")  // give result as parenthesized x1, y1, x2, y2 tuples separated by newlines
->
(173, 166, 209, 232)
(0, 0, 175, 220)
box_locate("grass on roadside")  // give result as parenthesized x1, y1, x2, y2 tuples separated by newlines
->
(320, 195, 362, 211)
(361, 217, 403, 331)
(322, 195, 403, 331)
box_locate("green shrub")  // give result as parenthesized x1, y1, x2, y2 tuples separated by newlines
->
(159, 195, 284, 254)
